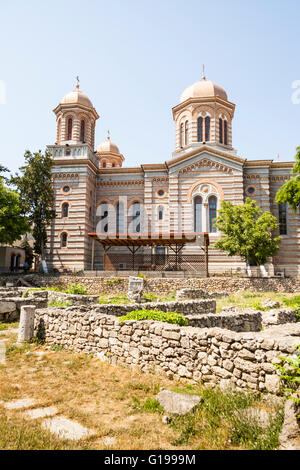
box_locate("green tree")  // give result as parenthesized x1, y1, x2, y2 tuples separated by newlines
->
(0, 169, 30, 245)
(213, 198, 281, 266)
(19, 236, 34, 269)
(276, 146, 300, 211)
(10, 150, 56, 257)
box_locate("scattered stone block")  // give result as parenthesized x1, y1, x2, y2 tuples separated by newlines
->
(156, 390, 202, 415)
(127, 276, 144, 303)
(102, 436, 116, 446)
(262, 299, 280, 310)
(4, 398, 37, 410)
(279, 400, 300, 450)
(41, 416, 95, 440)
(25, 406, 58, 419)
(236, 407, 274, 428)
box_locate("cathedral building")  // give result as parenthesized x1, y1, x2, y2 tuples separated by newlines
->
(46, 75, 299, 276)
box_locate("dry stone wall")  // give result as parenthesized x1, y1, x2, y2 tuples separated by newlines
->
(33, 306, 300, 394)
(1, 275, 300, 296)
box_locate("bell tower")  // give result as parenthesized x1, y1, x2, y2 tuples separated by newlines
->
(46, 80, 99, 272)
(172, 70, 236, 155)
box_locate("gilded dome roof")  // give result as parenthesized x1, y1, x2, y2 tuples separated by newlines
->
(60, 86, 93, 108)
(97, 136, 120, 155)
(180, 77, 228, 103)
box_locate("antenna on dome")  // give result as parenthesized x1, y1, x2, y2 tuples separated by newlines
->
(76, 75, 80, 89)
(202, 64, 206, 80)
(107, 130, 110, 140)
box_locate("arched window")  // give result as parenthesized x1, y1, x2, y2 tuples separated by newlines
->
(180, 123, 184, 147)
(194, 196, 202, 232)
(224, 120, 228, 145)
(205, 116, 210, 142)
(102, 161, 106, 168)
(219, 118, 223, 144)
(116, 202, 125, 234)
(67, 118, 73, 140)
(209, 196, 217, 233)
(60, 232, 68, 248)
(80, 120, 85, 142)
(61, 202, 69, 218)
(278, 203, 287, 235)
(197, 117, 203, 142)
(158, 206, 164, 221)
(89, 207, 92, 220)
(185, 120, 189, 146)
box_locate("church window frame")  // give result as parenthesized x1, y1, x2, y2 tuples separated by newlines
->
(180, 123, 184, 148)
(67, 117, 73, 140)
(278, 202, 288, 236)
(194, 195, 203, 233)
(185, 120, 189, 146)
(61, 202, 69, 218)
(197, 116, 203, 142)
(205, 116, 210, 142)
(208, 195, 217, 233)
(60, 232, 68, 248)
(80, 119, 85, 142)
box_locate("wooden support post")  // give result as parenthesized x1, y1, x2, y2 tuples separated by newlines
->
(91, 238, 95, 271)
(204, 233, 209, 277)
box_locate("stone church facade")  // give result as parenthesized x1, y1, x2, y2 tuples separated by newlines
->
(46, 76, 299, 276)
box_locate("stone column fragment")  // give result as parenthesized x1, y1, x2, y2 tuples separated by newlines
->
(17, 305, 36, 343)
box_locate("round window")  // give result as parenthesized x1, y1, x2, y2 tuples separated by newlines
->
(157, 189, 165, 197)
(247, 186, 255, 195)
(63, 185, 70, 193)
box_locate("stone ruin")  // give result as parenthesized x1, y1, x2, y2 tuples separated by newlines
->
(127, 276, 145, 303)
(0, 281, 299, 397)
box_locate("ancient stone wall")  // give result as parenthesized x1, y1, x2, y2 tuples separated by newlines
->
(34, 306, 300, 394)
(1, 274, 300, 296)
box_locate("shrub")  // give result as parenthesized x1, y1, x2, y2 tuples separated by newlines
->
(99, 294, 130, 304)
(47, 299, 72, 308)
(118, 309, 188, 326)
(273, 344, 300, 411)
(283, 296, 300, 321)
(106, 278, 122, 286)
(64, 284, 89, 295)
(249, 301, 268, 311)
(143, 293, 158, 302)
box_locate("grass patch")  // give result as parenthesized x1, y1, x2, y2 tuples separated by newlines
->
(131, 396, 164, 414)
(0, 412, 90, 450)
(168, 385, 283, 450)
(216, 290, 295, 313)
(99, 294, 130, 304)
(119, 310, 188, 326)
(0, 321, 19, 331)
(47, 299, 72, 308)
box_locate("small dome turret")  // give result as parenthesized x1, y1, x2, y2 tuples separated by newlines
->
(96, 133, 124, 168)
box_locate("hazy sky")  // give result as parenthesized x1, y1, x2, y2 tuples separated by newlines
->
(1, 0, 300, 173)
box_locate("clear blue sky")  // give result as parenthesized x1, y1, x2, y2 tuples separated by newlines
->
(1, 0, 300, 173)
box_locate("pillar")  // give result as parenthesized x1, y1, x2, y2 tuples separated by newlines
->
(17, 305, 36, 343)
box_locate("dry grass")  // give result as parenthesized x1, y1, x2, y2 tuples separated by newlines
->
(0, 289, 289, 450)
(216, 290, 296, 313)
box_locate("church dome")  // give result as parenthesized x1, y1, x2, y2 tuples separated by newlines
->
(60, 85, 93, 108)
(180, 77, 228, 103)
(97, 135, 120, 154)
